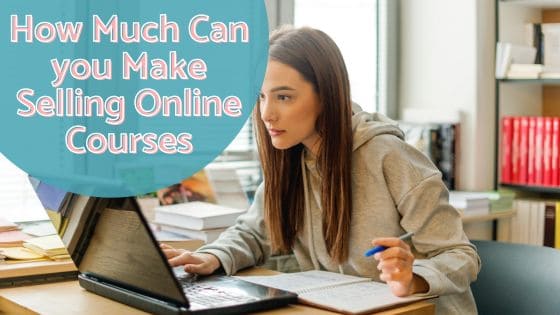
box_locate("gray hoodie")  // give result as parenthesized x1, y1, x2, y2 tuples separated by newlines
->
(197, 108, 480, 314)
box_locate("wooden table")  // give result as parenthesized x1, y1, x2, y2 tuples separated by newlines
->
(0, 268, 434, 315)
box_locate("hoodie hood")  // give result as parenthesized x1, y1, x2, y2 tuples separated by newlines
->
(351, 103, 404, 151)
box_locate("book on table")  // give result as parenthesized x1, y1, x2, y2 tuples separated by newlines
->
(237, 270, 435, 314)
(158, 224, 226, 243)
(154, 201, 246, 230)
(449, 191, 490, 216)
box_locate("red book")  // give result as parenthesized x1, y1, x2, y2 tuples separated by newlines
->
(528, 117, 537, 185)
(544, 117, 553, 186)
(519, 117, 529, 184)
(501, 116, 513, 183)
(511, 117, 521, 183)
(554, 118, 560, 187)
(535, 117, 545, 186)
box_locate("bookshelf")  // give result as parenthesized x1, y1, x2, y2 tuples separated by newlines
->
(495, 0, 560, 191)
(501, 183, 560, 194)
(498, 78, 560, 84)
(495, 0, 560, 248)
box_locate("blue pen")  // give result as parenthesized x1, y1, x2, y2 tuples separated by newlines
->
(364, 232, 415, 257)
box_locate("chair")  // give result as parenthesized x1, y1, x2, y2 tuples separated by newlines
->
(471, 240, 560, 315)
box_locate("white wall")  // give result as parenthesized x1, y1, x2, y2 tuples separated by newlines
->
(399, 0, 495, 192)
(399, 0, 496, 239)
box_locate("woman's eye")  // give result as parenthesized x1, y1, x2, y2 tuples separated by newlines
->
(258, 93, 265, 100)
(277, 95, 291, 101)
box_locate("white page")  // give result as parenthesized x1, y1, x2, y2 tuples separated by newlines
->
(236, 270, 369, 293)
(300, 281, 429, 314)
(21, 220, 57, 237)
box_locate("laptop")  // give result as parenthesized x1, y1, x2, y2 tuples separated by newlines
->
(33, 184, 297, 314)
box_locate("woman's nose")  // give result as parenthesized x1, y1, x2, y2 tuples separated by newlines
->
(260, 100, 277, 122)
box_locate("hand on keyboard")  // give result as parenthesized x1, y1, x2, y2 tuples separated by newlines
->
(160, 243, 221, 275)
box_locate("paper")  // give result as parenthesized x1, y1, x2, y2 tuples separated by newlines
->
(237, 270, 435, 314)
(23, 235, 67, 256)
(0, 247, 44, 260)
(0, 217, 19, 232)
(21, 220, 57, 237)
(0, 230, 32, 246)
(237, 270, 367, 293)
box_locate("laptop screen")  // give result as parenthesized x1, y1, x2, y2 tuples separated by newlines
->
(77, 197, 189, 306)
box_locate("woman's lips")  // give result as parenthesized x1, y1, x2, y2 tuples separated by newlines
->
(268, 128, 285, 136)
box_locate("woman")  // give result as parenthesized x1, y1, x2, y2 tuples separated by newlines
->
(162, 26, 480, 314)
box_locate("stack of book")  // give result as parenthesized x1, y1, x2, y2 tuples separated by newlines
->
(0, 217, 32, 248)
(449, 191, 490, 216)
(154, 202, 246, 243)
(500, 116, 560, 187)
(485, 190, 515, 213)
(495, 42, 537, 78)
(0, 230, 69, 263)
(0, 215, 70, 264)
(23, 235, 70, 260)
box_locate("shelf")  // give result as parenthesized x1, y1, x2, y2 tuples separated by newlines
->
(498, 78, 560, 84)
(500, 0, 560, 8)
(461, 209, 516, 223)
(500, 183, 560, 194)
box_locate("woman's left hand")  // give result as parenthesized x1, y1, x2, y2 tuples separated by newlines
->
(370, 237, 428, 297)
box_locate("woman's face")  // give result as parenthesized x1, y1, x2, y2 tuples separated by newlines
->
(259, 60, 322, 154)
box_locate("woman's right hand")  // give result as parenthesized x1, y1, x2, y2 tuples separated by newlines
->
(160, 243, 221, 275)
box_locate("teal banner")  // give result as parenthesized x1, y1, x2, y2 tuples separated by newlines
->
(0, 0, 268, 197)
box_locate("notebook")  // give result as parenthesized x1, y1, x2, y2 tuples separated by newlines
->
(238, 270, 435, 314)
(72, 196, 297, 314)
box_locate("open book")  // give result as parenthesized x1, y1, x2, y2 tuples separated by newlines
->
(237, 270, 434, 314)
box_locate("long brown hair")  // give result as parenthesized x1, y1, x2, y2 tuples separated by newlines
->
(254, 26, 353, 263)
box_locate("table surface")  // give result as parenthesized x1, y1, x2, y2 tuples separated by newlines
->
(0, 268, 435, 315)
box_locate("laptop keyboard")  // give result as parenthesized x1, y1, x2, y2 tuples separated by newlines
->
(182, 282, 258, 307)
(175, 272, 258, 308)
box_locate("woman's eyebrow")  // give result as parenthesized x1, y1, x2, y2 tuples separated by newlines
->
(269, 86, 296, 93)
